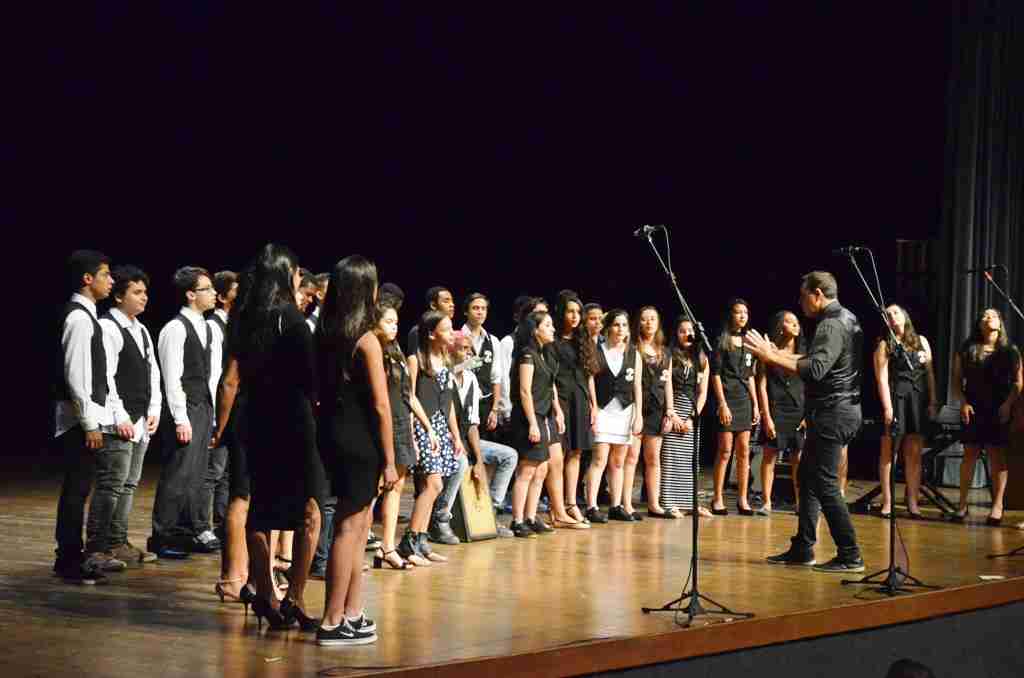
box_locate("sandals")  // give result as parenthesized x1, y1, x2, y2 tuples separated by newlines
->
(566, 505, 589, 524)
(373, 548, 410, 570)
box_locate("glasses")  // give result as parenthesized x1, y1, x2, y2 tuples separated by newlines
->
(193, 287, 215, 294)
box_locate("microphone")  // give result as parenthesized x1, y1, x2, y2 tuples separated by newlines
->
(964, 264, 999, 274)
(633, 224, 662, 238)
(832, 246, 867, 256)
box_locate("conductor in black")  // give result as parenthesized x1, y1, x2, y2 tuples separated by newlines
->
(743, 271, 865, 573)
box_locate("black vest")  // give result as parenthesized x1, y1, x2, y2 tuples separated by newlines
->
(103, 313, 153, 423)
(55, 302, 107, 407)
(469, 330, 495, 398)
(416, 366, 454, 419)
(453, 376, 476, 443)
(594, 344, 638, 408)
(174, 314, 213, 407)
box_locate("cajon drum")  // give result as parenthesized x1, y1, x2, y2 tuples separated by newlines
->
(451, 468, 498, 541)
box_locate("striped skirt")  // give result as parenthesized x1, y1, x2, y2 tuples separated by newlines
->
(660, 390, 698, 511)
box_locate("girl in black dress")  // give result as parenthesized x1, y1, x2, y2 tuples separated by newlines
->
(316, 255, 398, 645)
(509, 311, 568, 537)
(756, 311, 806, 515)
(403, 311, 465, 561)
(552, 293, 600, 524)
(873, 304, 937, 519)
(373, 301, 435, 569)
(951, 308, 1023, 525)
(710, 298, 759, 515)
(218, 244, 327, 631)
(633, 306, 675, 518)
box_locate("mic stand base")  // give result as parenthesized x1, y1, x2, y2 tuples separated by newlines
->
(642, 587, 755, 628)
(987, 545, 1024, 559)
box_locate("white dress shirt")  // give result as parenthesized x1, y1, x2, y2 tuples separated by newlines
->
(461, 324, 503, 398)
(99, 307, 163, 443)
(455, 369, 481, 427)
(497, 333, 515, 419)
(306, 305, 320, 334)
(207, 308, 227, 405)
(159, 306, 209, 427)
(54, 294, 119, 438)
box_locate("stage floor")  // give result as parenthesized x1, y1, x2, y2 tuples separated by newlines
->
(2, 465, 1023, 677)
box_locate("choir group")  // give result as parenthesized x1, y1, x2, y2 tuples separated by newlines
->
(53, 247, 1022, 646)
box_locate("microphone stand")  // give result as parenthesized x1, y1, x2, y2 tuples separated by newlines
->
(639, 225, 754, 626)
(978, 266, 1024, 559)
(839, 248, 939, 595)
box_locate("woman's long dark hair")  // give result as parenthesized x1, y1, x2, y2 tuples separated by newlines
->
(555, 293, 600, 375)
(768, 310, 806, 352)
(670, 315, 707, 372)
(960, 308, 1010, 365)
(515, 311, 549, 356)
(634, 305, 666, 362)
(879, 304, 922, 354)
(416, 310, 450, 378)
(319, 255, 379, 379)
(376, 300, 405, 385)
(227, 243, 299, 376)
(717, 297, 749, 353)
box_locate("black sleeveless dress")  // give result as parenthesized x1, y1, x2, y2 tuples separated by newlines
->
(241, 305, 327, 531)
(761, 363, 805, 451)
(711, 343, 755, 433)
(317, 337, 386, 520)
(640, 348, 671, 436)
(961, 344, 1021, 447)
(884, 339, 929, 437)
(551, 337, 595, 451)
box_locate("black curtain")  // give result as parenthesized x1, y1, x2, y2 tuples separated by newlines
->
(936, 0, 1024, 399)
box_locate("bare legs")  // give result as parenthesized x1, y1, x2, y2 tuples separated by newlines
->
(607, 443, 629, 508)
(760, 447, 779, 512)
(585, 443, 610, 511)
(563, 449, 583, 519)
(543, 443, 574, 522)
(620, 438, 641, 514)
(219, 496, 249, 598)
(642, 435, 664, 514)
(879, 433, 924, 514)
(712, 430, 752, 511)
(512, 459, 548, 522)
(380, 465, 409, 555)
(322, 506, 372, 627)
(286, 498, 321, 612)
(989, 447, 1008, 520)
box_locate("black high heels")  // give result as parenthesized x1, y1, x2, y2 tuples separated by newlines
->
(250, 597, 294, 631)
(280, 597, 318, 632)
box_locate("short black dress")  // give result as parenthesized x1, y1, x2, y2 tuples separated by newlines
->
(241, 305, 327, 531)
(640, 349, 671, 437)
(761, 363, 805, 452)
(883, 340, 930, 437)
(711, 344, 756, 433)
(385, 351, 417, 468)
(317, 336, 386, 520)
(551, 337, 595, 452)
(961, 344, 1021, 447)
(510, 344, 558, 462)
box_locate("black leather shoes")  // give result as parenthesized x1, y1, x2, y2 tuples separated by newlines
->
(608, 505, 635, 522)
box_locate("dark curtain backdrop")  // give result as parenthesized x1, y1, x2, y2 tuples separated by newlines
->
(937, 0, 1024, 399)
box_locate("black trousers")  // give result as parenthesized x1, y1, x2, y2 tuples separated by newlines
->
(151, 401, 214, 544)
(792, 401, 862, 562)
(54, 427, 95, 560)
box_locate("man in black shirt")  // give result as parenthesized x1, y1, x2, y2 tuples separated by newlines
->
(744, 271, 865, 572)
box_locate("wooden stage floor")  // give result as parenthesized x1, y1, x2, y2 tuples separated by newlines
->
(2, 465, 1023, 677)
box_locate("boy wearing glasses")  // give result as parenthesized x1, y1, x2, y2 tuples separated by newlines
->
(148, 267, 218, 558)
